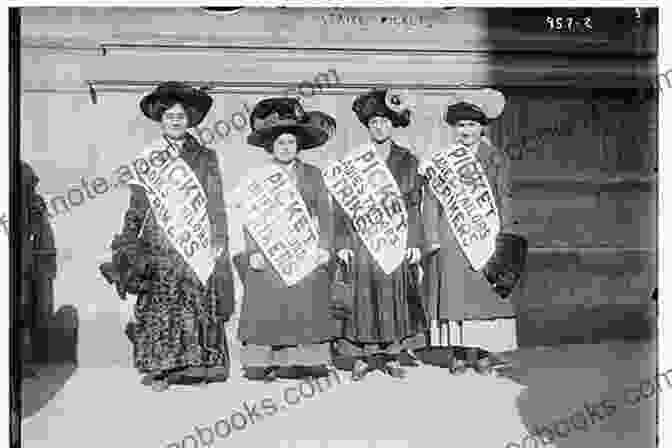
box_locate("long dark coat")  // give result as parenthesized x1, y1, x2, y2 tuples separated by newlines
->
(422, 140, 517, 321)
(333, 142, 426, 345)
(122, 133, 235, 378)
(237, 159, 340, 347)
(20, 162, 57, 362)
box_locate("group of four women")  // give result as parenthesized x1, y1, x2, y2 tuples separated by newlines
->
(107, 81, 523, 391)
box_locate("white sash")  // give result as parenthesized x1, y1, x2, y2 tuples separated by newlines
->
(323, 143, 408, 274)
(424, 144, 500, 271)
(127, 139, 218, 286)
(241, 164, 320, 287)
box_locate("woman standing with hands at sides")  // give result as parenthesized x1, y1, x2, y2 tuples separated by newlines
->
(236, 97, 340, 382)
(332, 88, 427, 381)
(107, 81, 235, 391)
(420, 89, 527, 375)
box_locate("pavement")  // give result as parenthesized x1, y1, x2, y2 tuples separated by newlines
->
(21, 338, 656, 448)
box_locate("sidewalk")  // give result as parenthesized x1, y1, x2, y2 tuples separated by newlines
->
(21, 339, 655, 448)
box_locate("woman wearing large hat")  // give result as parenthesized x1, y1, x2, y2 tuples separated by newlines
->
(104, 81, 235, 391)
(332, 88, 427, 381)
(421, 88, 527, 374)
(236, 97, 340, 381)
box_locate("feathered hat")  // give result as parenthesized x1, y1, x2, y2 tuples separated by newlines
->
(352, 88, 412, 128)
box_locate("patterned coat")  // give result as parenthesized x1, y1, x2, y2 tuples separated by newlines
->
(121, 133, 235, 376)
(422, 139, 517, 321)
(237, 159, 340, 346)
(333, 142, 426, 345)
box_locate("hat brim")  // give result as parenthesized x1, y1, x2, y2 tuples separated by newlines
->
(443, 89, 506, 125)
(140, 86, 213, 127)
(247, 124, 330, 151)
(358, 110, 411, 128)
(247, 111, 335, 151)
(444, 102, 491, 126)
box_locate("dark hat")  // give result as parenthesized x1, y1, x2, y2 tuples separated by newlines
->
(247, 97, 336, 151)
(444, 88, 506, 126)
(352, 88, 411, 128)
(139, 81, 213, 127)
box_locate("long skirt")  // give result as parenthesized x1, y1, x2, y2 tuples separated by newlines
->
(423, 221, 518, 354)
(334, 245, 427, 359)
(133, 267, 230, 382)
(238, 259, 339, 368)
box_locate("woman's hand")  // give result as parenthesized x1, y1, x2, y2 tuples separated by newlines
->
(415, 264, 424, 284)
(210, 244, 224, 261)
(418, 158, 432, 177)
(316, 248, 330, 266)
(249, 252, 266, 271)
(337, 249, 354, 266)
(406, 247, 422, 265)
(427, 243, 441, 257)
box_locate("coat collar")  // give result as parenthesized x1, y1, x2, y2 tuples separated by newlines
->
(182, 132, 205, 154)
(387, 140, 411, 166)
(271, 157, 305, 184)
(292, 158, 306, 184)
(159, 132, 204, 157)
(369, 140, 406, 164)
(475, 138, 499, 169)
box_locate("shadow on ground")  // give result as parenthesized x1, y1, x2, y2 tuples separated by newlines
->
(497, 339, 656, 448)
(22, 362, 77, 419)
(22, 304, 79, 420)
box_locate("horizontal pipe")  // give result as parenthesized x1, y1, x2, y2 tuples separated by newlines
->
(528, 247, 654, 254)
(23, 81, 656, 95)
(19, 86, 514, 95)
(20, 41, 657, 70)
(99, 42, 657, 59)
(21, 43, 105, 55)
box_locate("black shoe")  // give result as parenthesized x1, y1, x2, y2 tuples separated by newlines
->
(449, 357, 468, 375)
(473, 357, 494, 375)
(351, 360, 369, 382)
(465, 347, 484, 373)
(262, 366, 279, 383)
(383, 361, 407, 379)
(150, 375, 170, 392)
(243, 366, 279, 382)
(489, 356, 514, 372)
(466, 348, 502, 375)
(404, 349, 421, 367)
(296, 365, 332, 379)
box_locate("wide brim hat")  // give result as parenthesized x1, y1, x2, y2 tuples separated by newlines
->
(444, 88, 506, 126)
(140, 81, 213, 128)
(352, 88, 411, 128)
(247, 97, 336, 151)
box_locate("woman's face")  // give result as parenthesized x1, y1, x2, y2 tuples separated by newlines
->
(161, 103, 189, 139)
(367, 115, 393, 144)
(272, 133, 298, 164)
(454, 119, 483, 148)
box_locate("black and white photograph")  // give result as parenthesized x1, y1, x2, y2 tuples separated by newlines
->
(11, 5, 664, 448)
